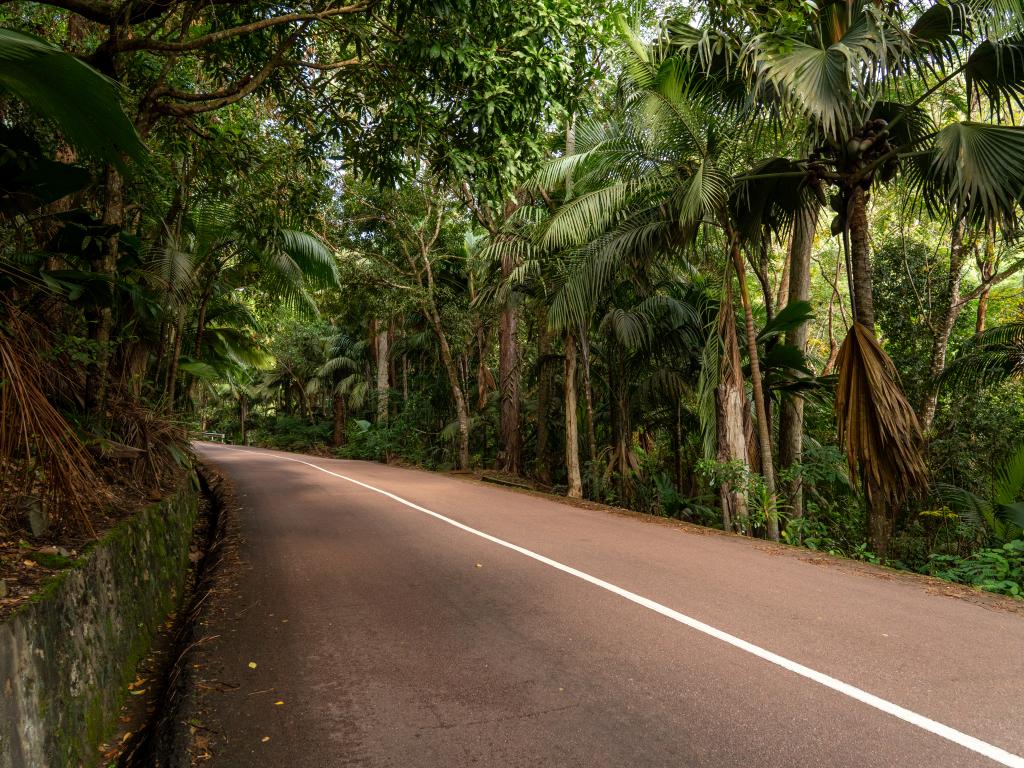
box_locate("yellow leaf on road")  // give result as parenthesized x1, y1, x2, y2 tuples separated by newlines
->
(248, 661, 257, 669)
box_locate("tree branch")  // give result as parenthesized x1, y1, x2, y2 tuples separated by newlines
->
(151, 31, 300, 116)
(955, 256, 1024, 307)
(113, 1, 374, 53)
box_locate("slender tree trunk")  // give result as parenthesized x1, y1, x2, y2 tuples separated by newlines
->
(402, 355, 410, 402)
(729, 233, 778, 540)
(426, 304, 470, 470)
(85, 164, 124, 412)
(332, 392, 347, 447)
(673, 400, 684, 492)
(498, 303, 523, 474)
(193, 284, 214, 357)
(375, 323, 389, 423)
(564, 332, 583, 498)
(239, 394, 247, 445)
(579, 330, 597, 465)
(561, 114, 582, 497)
(920, 220, 967, 431)
(609, 341, 633, 504)
(535, 305, 554, 485)
(166, 308, 185, 404)
(778, 205, 817, 518)
(976, 234, 994, 333)
(717, 282, 748, 531)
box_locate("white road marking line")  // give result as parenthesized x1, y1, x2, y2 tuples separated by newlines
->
(209, 444, 1024, 767)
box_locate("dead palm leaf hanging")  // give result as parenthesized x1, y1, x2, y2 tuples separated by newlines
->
(835, 323, 928, 505)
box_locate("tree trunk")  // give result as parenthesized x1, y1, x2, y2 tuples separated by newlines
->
(332, 392, 347, 447)
(498, 303, 523, 474)
(166, 308, 185, 404)
(375, 324, 389, 423)
(564, 332, 583, 498)
(920, 220, 967, 431)
(579, 330, 597, 464)
(85, 164, 124, 412)
(609, 341, 633, 504)
(426, 304, 470, 470)
(716, 282, 748, 531)
(535, 305, 554, 485)
(848, 186, 893, 557)
(673, 400, 684, 492)
(976, 235, 994, 333)
(402, 355, 410, 402)
(729, 234, 778, 541)
(239, 394, 247, 446)
(976, 288, 990, 333)
(847, 186, 875, 328)
(778, 205, 817, 518)
(193, 283, 214, 358)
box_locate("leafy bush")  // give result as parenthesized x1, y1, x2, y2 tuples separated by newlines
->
(250, 416, 331, 452)
(339, 393, 440, 467)
(924, 540, 1024, 597)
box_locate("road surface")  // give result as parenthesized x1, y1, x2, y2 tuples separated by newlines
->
(191, 443, 1024, 767)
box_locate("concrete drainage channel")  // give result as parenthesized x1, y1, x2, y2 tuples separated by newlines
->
(118, 467, 231, 768)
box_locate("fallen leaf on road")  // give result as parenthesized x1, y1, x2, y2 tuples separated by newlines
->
(261, 736, 270, 743)
(274, 701, 284, 706)
(248, 661, 257, 669)
(475, 563, 482, 568)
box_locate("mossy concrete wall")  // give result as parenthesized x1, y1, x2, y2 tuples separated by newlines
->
(0, 480, 199, 768)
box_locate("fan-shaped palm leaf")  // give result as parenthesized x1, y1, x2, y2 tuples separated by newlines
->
(925, 122, 1024, 226)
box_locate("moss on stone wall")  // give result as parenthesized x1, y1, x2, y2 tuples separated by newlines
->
(0, 478, 199, 768)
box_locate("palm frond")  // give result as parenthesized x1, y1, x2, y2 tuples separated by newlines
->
(540, 181, 634, 251)
(992, 442, 1024, 505)
(835, 323, 929, 505)
(925, 121, 1024, 227)
(0, 28, 146, 169)
(965, 36, 1024, 118)
(941, 320, 1024, 388)
(615, 13, 657, 90)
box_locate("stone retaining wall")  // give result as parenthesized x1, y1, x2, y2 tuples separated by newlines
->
(0, 480, 199, 768)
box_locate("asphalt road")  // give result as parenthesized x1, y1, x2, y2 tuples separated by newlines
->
(192, 443, 1024, 768)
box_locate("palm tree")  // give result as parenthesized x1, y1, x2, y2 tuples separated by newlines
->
(309, 331, 369, 447)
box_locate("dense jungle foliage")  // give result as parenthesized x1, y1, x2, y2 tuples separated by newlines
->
(3, 0, 1024, 597)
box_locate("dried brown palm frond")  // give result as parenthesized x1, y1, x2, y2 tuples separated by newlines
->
(835, 323, 928, 506)
(103, 389, 191, 493)
(0, 301, 104, 535)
